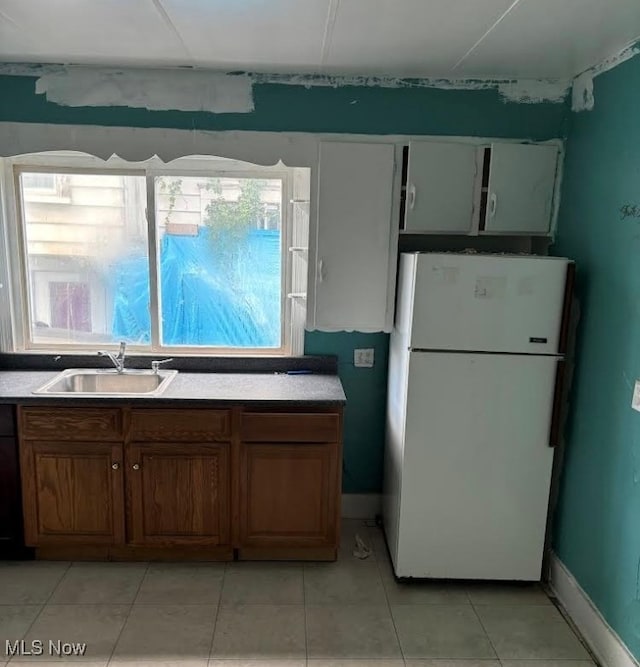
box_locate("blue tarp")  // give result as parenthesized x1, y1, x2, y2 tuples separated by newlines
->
(111, 227, 281, 347)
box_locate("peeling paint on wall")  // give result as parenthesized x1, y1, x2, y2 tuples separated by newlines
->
(590, 40, 640, 79)
(572, 71, 595, 112)
(0, 64, 571, 108)
(252, 72, 570, 104)
(571, 39, 640, 112)
(33, 68, 254, 114)
(495, 80, 570, 104)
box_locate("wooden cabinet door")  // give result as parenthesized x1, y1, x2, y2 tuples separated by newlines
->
(313, 141, 396, 333)
(127, 443, 230, 546)
(484, 142, 558, 234)
(20, 441, 125, 546)
(404, 141, 479, 233)
(240, 442, 339, 548)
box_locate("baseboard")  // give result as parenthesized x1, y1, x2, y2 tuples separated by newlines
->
(341, 493, 381, 519)
(549, 553, 639, 667)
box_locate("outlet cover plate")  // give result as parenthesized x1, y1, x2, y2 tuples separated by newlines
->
(354, 348, 374, 368)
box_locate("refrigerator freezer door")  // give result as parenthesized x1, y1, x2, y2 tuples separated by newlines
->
(394, 351, 557, 580)
(409, 253, 570, 354)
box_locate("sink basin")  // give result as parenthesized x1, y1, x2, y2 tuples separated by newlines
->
(33, 369, 178, 397)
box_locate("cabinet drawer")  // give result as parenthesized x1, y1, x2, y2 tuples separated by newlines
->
(241, 413, 340, 443)
(130, 409, 231, 442)
(20, 407, 123, 441)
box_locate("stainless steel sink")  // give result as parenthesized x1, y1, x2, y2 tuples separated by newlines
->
(33, 368, 178, 397)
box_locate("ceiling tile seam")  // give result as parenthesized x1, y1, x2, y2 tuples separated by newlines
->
(0, 8, 40, 49)
(149, 0, 194, 63)
(0, 7, 21, 29)
(451, 0, 523, 72)
(319, 0, 341, 72)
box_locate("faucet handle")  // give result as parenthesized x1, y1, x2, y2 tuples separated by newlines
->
(151, 358, 173, 373)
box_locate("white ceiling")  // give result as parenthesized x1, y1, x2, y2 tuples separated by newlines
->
(1, 0, 640, 80)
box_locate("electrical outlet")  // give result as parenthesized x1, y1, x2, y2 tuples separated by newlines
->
(354, 348, 374, 368)
(632, 380, 640, 412)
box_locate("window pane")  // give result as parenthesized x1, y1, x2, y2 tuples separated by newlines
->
(154, 176, 282, 348)
(20, 172, 150, 346)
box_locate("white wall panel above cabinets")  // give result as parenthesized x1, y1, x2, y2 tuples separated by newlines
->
(309, 141, 397, 333)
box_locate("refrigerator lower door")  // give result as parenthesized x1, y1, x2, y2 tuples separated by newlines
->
(395, 351, 558, 580)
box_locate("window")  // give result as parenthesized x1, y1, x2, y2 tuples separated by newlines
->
(3, 154, 309, 355)
(21, 173, 56, 192)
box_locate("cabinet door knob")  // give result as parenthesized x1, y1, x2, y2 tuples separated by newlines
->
(489, 192, 498, 218)
(408, 183, 416, 210)
(132, 463, 140, 470)
(111, 462, 120, 470)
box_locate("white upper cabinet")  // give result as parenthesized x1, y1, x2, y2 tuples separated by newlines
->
(402, 140, 560, 236)
(483, 143, 558, 235)
(310, 141, 396, 333)
(404, 141, 479, 234)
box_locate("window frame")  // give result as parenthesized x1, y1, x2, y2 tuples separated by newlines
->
(4, 154, 303, 356)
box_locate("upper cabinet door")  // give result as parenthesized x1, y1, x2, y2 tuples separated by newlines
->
(404, 141, 479, 234)
(484, 143, 558, 234)
(312, 142, 396, 333)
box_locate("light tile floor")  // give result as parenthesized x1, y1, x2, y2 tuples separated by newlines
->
(0, 520, 594, 667)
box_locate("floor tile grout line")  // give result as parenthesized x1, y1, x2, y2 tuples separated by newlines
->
(131, 559, 153, 606)
(105, 559, 150, 666)
(302, 558, 309, 665)
(217, 559, 230, 608)
(545, 592, 600, 665)
(206, 563, 225, 664)
(12, 559, 74, 659)
(469, 597, 501, 662)
(372, 523, 406, 665)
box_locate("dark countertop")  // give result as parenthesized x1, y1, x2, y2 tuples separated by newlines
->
(0, 370, 346, 407)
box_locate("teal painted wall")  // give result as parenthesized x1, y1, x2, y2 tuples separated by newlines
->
(305, 331, 389, 493)
(0, 74, 568, 139)
(552, 55, 640, 658)
(0, 70, 569, 494)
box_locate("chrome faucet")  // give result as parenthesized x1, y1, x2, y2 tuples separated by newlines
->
(98, 341, 127, 373)
(151, 358, 173, 374)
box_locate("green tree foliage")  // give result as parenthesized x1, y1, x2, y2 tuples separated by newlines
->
(203, 178, 269, 263)
(157, 177, 183, 225)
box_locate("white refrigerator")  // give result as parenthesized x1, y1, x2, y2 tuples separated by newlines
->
(383, 252, 574, 580)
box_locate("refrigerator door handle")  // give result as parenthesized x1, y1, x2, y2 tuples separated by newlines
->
(548, 360, 566, 448)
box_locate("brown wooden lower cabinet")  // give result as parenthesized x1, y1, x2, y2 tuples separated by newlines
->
(20, 440, 125, 546)
(238, 441, 340, 559)
(126, 442, 230, 546)
(17, 405, 343, 561)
